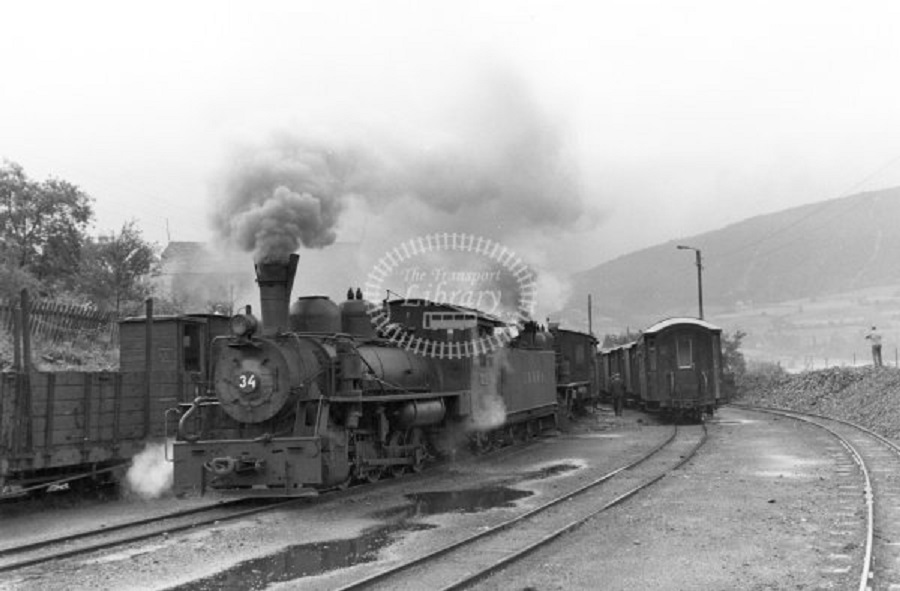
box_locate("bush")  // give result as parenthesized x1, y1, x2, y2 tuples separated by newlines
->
(0, 333, 118, 372)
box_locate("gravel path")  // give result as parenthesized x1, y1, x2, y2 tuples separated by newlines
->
(0, 410, 665, 590)
(0, 406, 868, 590)
(469, 406, 865, 591)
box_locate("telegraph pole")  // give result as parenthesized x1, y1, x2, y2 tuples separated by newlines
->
(676, 245, 704, 320)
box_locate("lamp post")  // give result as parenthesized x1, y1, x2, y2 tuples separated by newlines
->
(676, 245, 704, 320)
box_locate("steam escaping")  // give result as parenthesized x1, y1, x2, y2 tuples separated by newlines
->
(124, 440, 173, 500)
(469, 391, 507, 431)
(468, 348, 510, 430)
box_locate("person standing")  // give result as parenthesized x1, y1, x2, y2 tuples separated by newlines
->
(866, 326, 883, 367)
(610, 373, 625, 417)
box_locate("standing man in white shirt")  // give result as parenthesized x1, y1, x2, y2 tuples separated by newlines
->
(866, 326, 883, 367)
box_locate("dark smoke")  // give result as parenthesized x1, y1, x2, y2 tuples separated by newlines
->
(210, 137, 370, 262)
(210, 66, 595, 284)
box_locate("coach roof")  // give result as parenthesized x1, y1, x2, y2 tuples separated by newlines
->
(643, 317, 722, 335)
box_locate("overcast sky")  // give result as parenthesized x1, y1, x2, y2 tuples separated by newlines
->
(3, 0, 900, 275)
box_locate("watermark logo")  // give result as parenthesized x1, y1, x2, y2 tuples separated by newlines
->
(363, 233, 537, 358)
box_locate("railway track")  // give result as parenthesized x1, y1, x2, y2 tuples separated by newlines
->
(0, 436, 539, 581)
(333, 422, 706, 591)
(0, 497, 302, 574)
(737, 405, 900, 591)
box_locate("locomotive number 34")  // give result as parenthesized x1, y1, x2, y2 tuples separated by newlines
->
(237, 371, 259, 393)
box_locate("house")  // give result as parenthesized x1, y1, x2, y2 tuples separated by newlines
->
(155, 241, 364, 314)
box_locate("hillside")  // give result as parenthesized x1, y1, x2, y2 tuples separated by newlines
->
(561, 187, 900, 368)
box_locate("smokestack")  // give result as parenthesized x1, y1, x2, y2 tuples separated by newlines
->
(255, 253, 299, 335)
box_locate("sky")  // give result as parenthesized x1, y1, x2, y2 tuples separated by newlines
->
(3, 0, 900, 283)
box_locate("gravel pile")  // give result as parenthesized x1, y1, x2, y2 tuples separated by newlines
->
(737, 365, 900, 439)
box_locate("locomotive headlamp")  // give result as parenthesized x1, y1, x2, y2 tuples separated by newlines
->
(230, 313, 259, 337)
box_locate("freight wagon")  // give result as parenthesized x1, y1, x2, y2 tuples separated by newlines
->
(548, 325, 598, 414)
(0, 307, 229, 496)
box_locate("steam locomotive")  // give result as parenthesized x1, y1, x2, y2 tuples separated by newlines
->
(171, 254, 724, 497)
(2, 255, 723, 498)
(171, 255, 562, 496)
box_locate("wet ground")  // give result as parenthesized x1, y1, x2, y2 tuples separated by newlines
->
(172, 462, 585, 589)
(0, 408, 670, 590)
(470, 406, 866, 590)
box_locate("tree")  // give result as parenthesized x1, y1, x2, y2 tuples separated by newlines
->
(721, 330, 747, 379)
(0, 259, 41, 301)
(78, 221, 158, 315)
(0, 161, 94, 291)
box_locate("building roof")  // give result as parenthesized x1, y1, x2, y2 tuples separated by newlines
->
(550, 326, 598, 343)
(160, 241, 207, 262)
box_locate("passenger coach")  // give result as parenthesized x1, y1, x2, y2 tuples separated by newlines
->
(599, 317, 723, 421)
(635, 317, 722, 420)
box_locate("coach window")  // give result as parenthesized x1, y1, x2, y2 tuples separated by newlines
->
(648, 339, 657, 371)
(676, 337, 693, 368)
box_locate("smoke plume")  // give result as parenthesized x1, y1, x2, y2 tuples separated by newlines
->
(209, 65, 596, 316)
(211, 137, 367, 262)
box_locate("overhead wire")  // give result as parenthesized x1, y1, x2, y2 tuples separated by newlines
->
(715, 154, 900, 262)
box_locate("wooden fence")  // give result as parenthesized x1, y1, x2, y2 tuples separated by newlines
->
(0, 298, 119, 347)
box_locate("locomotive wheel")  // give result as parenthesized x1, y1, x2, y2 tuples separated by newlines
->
(388, 431, 407, 478)
(474, 430, 499, 454)
(410, 428, 426, 473)
(364, 468, 383, 483)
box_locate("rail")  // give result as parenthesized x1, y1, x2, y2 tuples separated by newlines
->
(336, 423, 708, 590)
(735, 405, 873, 591)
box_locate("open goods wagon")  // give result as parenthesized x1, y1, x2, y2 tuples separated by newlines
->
(0, 308, 229, 496)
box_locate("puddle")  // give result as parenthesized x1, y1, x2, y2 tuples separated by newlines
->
(170, 520, 436, 591)
(373, 485, 534, 522)
(175, 484, 537, 590)
(518, 463, 580, 481)
(380, 463, 577, 520)
(712, 419, 759, 425)
(571, 433, 624, 439)
(753, 470, 816, 479)
(405, 486, 533, 515)
(751, 452, 829, 479)
(173, 461, 579, 590)
(764, 453, 826, 468)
